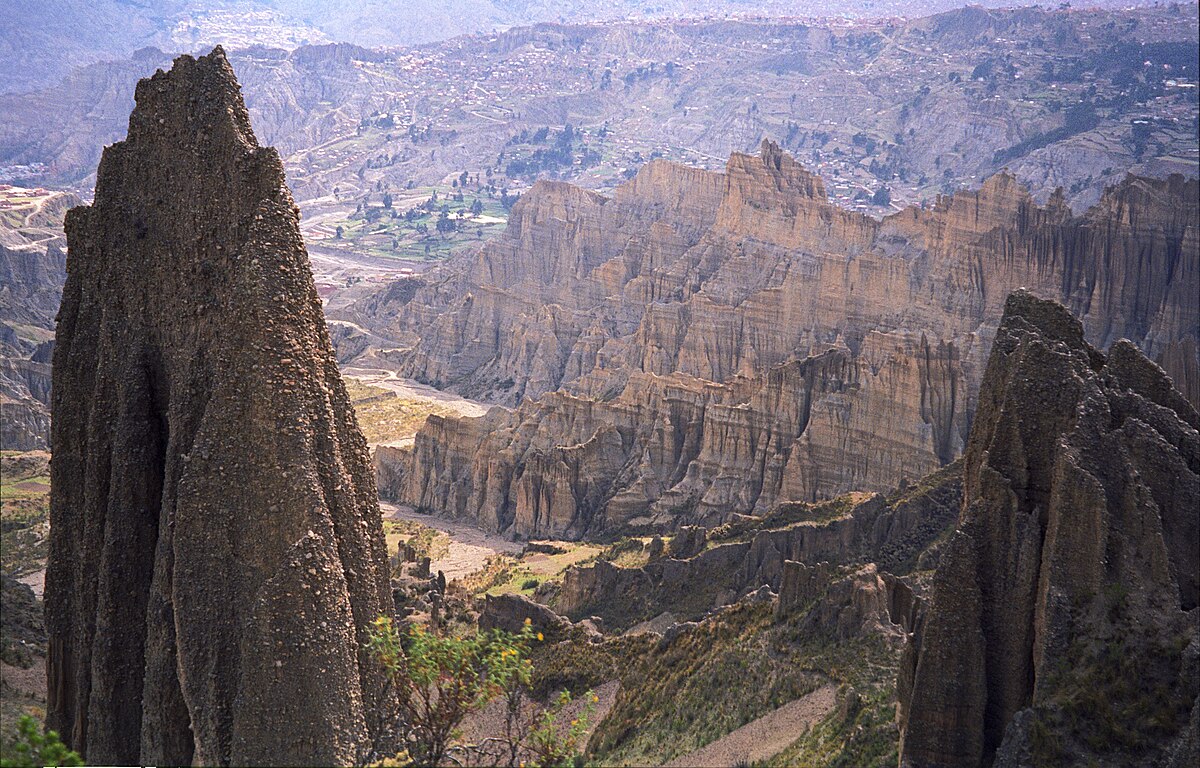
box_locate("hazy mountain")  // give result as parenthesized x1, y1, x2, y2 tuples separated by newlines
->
(1, 0, 1175, 93)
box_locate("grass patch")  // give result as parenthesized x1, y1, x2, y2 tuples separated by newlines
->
(483, 543, 604, 597)
(383, 518, 450, 561)
(590, 602, 835, 765)
(1, 452, 50, 575)
(320, 181, 510, 262)
(766, 684, 898, 768)
(596, 537, 651, 569)
(457, 555, 518, 594)
(1026, 601, 1194, 764)
(343, 379, 460, 444)
(707, 494, 863, 545)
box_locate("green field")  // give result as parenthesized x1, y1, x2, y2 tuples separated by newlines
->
(0, 451, 51, 575)
(318, 179, 512, 262)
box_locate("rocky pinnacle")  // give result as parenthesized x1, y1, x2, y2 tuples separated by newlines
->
(46, 48, 394, 766)
(899, 290, 1199, 767)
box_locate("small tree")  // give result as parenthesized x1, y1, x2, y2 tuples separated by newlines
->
(368, 618, 593, 767)
(368, 618, 529, 765)
(527, 690, 597, 768)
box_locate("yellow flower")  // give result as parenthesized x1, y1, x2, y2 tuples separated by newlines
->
(524, 617, 532, 626)
(537, 632, 544, 642)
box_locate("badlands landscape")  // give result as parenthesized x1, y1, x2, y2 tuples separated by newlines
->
(0, 2, 1197, 767)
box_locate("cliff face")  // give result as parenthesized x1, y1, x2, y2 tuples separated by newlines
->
(899, 291, 1199, 767)
(1, 227, 69, 451)
(360, 141, 1197, 539)
(45, 48, 394, 766)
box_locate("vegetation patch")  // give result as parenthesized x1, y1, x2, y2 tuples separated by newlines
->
(707, 495, 862, 545)
(0, 451, 50, 576)
(590, 603, 823, 765)
(383, 518, 450, 562)
(480, 543, 605, 597)
(319, 177, 511, 263)
(595, 537, 651, 569)
(343, 379, 460, 445)
(1025, 595, 1195, 765)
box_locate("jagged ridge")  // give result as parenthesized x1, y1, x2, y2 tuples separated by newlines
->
(899, 290, 1199, 767)
(358, 141, 1197, 539)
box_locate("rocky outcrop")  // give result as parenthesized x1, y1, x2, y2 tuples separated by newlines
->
(0, 231, 68, 451)
(899, 291, 1200, 767)
(783, 563, 915, 643)
(478, 593, 573, 641)
(554, 466, 959, 629)
(363, 142, 1198, 538)
(45, 49, 394, 766)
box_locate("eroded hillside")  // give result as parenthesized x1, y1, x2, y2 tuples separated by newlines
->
(357, 141, 1198, 539)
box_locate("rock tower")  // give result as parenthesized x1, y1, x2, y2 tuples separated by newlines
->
(46, 48, 394, 766)
(899, 290, 1199, 766)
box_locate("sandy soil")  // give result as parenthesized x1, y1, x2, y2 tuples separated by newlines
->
(382, 501, 522, 582)
(343, 368, 491, 419)
(17, 569, 44, 600)
(665, 684, 838, 767)
(624, 611, 677, 637)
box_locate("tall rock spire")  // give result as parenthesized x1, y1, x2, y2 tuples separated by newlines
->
(899, 290, 1199, 766)
(46, 47, 394, 766)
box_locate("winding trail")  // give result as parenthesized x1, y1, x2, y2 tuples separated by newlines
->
(343, 368, 491, 418)
(665, 684, 838, 767)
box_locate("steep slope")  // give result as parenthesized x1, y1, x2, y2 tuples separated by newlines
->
(365, 142, 1198, 538)
(45, 48, 394, 766)
(1, 191, 75, 451)
(0, 242, 60, 450)
(899, 291, 1199, 767)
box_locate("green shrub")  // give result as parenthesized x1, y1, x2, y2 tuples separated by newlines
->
(367, 617, 593, 767)
(0, 716, 82, 768)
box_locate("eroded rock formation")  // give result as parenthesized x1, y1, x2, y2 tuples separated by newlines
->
(1, 231, 68, 450)
(45, 48, 394, 766)
(553, 465, 959, 630)
(899, 290, 1200, 767)
(358, 141, 1197, 538)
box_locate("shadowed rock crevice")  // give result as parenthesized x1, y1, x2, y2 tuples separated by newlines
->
(46, 47, 394, 766)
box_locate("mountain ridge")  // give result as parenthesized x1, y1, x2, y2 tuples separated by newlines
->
(357, 141, 1198, 538)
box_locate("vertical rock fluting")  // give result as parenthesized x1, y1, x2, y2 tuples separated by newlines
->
(45, 48, 394, 766)
(899, 290, 1200, 767)
(360, 140, 1197, 539)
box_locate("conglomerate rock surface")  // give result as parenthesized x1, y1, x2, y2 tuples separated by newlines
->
(45, 48, 394, 766)
(356, 141, 1198, 539)
(899, 290, 1200, 767)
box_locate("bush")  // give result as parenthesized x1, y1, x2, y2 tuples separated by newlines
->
(367, 617, 593, 767)
(0, 716, 82, 768)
